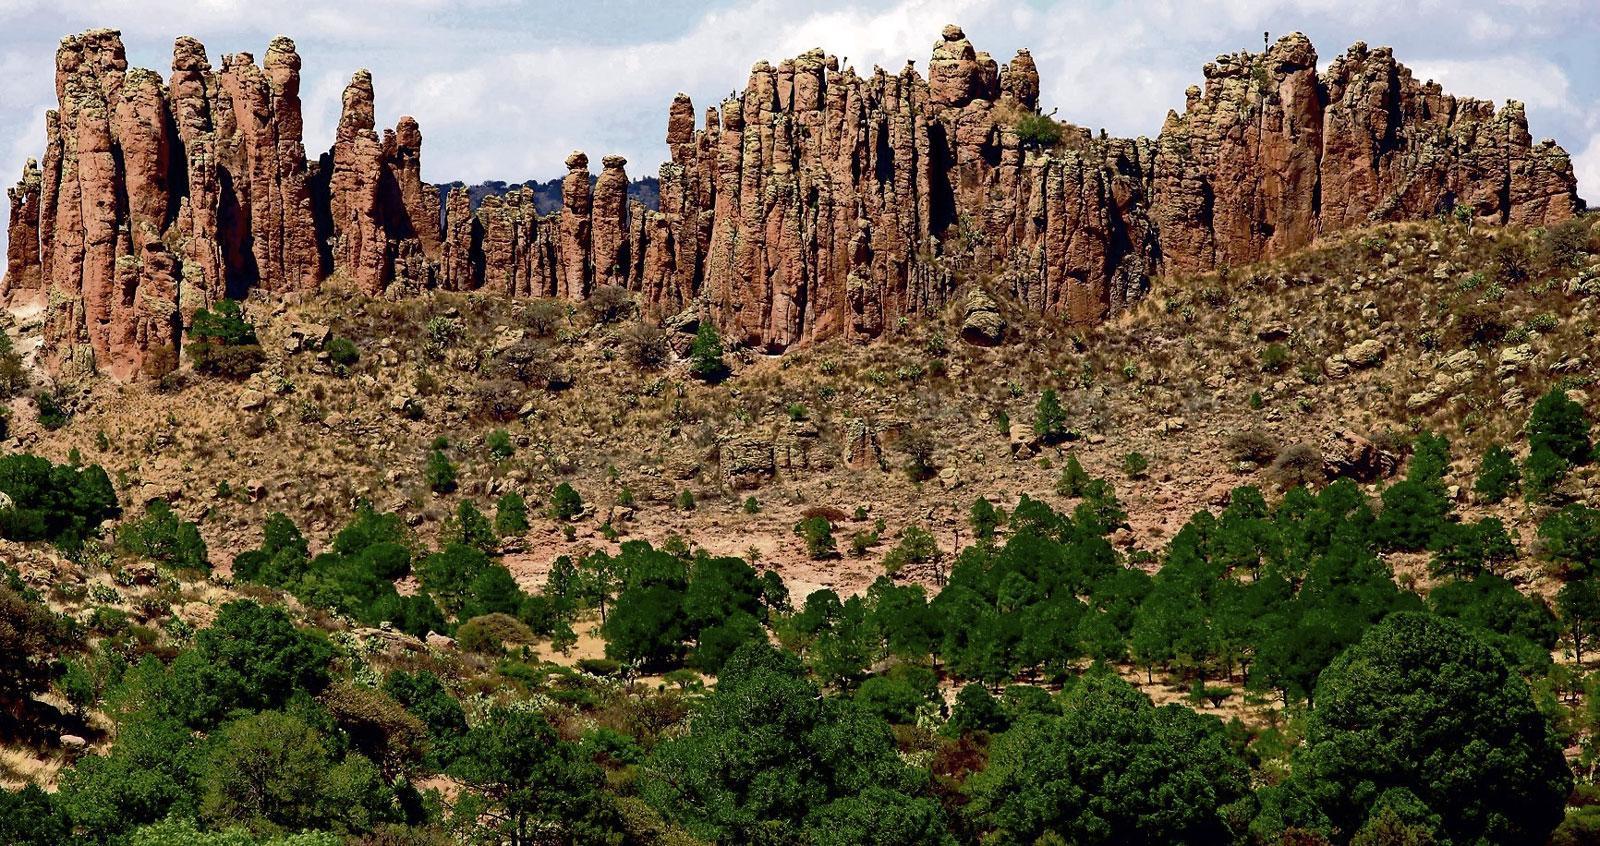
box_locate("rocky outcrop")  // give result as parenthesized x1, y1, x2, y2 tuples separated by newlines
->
(1, 26, 1581, 379)
(4, 160, 43, 308)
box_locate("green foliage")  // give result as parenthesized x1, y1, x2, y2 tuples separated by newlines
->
(449, 706, 619, 843)
(183, 601, 334, 726)
(201, 710, 394, 836)
(1033, 388, 1067, 442)
(34, 390, 69, 430)
(1539, 504, 1600, 579)
(967, 673, 1250, 844)
(550, 481, 584, 520)
(1428, 517, 1517, 579)
(1474, 443, 1520, 503)
(1528, 387, 1592, 466)
(882, 524, 937, 575)
(484, 428, 514, 461)
(1558, 577, 1600, 665)
(795, 515, 838, 560)
(1522, 445, 1568, 503)
(1012, 111, 1064, 149)
(1259, 343, 1291, 373)
(969, 497, 1002, 539)
(0, 452, 120, 551)
(423, 449, 456, 494)
(1055, 453, 1091, 497)
(0, 584, 80, 710)
(1284, 613, 1570, 845)
(118, 500, 209, 571)
(444, 500, 497, 553)
(643, 643, 946, 844)
(676, 489, 697, 511)
(689, 320, 728, 381)
(1429, 575, 1558, 672)
(494, 492, 529, 536)
(325, 336, 359, 367)
(188, 300, 265, 378)
(1122, 450, 1150, 479)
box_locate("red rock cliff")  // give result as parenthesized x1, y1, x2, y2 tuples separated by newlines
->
(2, 27, 1581, 377)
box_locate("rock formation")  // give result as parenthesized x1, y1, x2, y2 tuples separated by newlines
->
(2, 26, 1581, 378)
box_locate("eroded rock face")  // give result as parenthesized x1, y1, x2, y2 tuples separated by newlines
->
(2, 26, 1581, 379)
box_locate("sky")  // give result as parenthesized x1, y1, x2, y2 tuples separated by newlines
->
(1, 0, 1596, 261)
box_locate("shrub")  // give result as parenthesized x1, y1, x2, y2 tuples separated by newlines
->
(1227, 428, 1280, 464)
(742, 496, 760, 514)
(485, 429, 515, 461)
(1524, 446, 1570, 502)
(883, 524, 937, 575)
(587, 285, 634, 323)
(1259, 344, 1290, 373)
(34, 391, 69, 430)
(495, 493, 529, 536)
(794, 516, 837, 560)
(424, 450, 457, 494)
(621, 320, 669, 369)
(1056, 453, 1091, 497)
(1528, 388, 1592, 467)
(326, 337, 359, 367)
(900, 427, 937, 482)
(1269, 442, 1324, 488)
(550, 482, 584, 521)
(1013, 111, 1064, 149)
(970, 497, 1001, 539)
(116, 500, 208, 571)
(1122, 452, 1150, 479)
(187, 300, 264, 378)
(456, 613, 535, 654)
(676, 490, 697, 511)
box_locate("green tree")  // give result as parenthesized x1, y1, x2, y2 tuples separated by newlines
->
(485, 428, 514, 461)
(1528, 387, 1592, 466)
(689, 320, 727, 381)
(969, 497, 1001, 539)
(117, 500, 208, 571)
(185, 601, 334, 725)
(1034, 388, 1067, 442)
(1557, 577, 1600, 666)
(424, 449, 457, 494)
(0, 585, 80, 715)
(1289, 613, 1570, 845)
(966, 673, 1250, 844)
(445, 500, 497, 552)
(795, 515, 838, 560)
(643, 643, 944, 845)
(201, 711, 366, 835)
(1056, 453, 1091, 497)
(1539, 504, 1600, 578)
(495, 492, 529, 536)
(882, 524, 937, 575)
(449, 706, 618, 845)
(550, 482, 584, 520)
(1474, 444, 1520, 503)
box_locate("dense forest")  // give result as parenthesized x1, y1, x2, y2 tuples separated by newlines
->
(5, 386, 1600, 845)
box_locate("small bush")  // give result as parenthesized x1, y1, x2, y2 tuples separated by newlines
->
(794, 516, 836, 559)
(1259, 344, 1290, 373)
(494, 493, 529, 536)
(587, 285, 634, 323)
(621, 321, 669, 369)
(1013, 111, 1064, 149)
(326, 337, 360, 367)
(424, 450, 457, 494)
(34, 391, 69, 430)
(485, 429, 515, 461)
(883, 524, 937, 575)
(1269, 443, 1324, 488)
(1122, 451, 1150, 479)
(550, 482, 584, 521)
(456, 613, 534, 653)
(1227, 428, 1280, 464)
